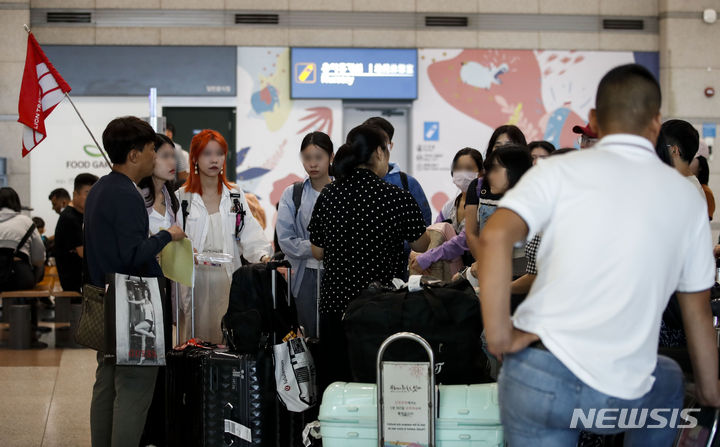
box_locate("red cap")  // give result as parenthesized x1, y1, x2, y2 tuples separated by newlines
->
(572, 123, 597, 139)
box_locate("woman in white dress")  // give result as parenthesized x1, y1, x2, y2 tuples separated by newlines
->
(176, 129, 272, 344)
(138, 132, 179, 331)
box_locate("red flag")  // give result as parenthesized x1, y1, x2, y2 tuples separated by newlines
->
(17, 33, 71, 157)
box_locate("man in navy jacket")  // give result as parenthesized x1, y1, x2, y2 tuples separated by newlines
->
(85, 116, 185, 447)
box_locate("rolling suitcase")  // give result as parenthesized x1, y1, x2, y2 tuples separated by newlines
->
(318, 382, 503, 447)
(168, 260, 292, 446)
(436, 383, 503, 446)
(166, 343, 279, 446)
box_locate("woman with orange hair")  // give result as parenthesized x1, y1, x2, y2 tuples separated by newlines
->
(176, 129, 272, 343)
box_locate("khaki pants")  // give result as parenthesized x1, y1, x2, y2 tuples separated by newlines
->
(90, 352, 158, 447)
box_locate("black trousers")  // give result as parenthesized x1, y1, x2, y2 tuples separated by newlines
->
(318, 313, 353, 395)
(139, 278, 173, 446)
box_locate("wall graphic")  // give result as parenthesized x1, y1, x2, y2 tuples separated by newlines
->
(27, 46, 658, 237)
(413, 49, 658, 217)
(236, 47, 342, 240)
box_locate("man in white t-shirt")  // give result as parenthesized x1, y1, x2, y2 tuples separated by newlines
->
(474, 64, 719, 446)
(662, 119, 706, 200)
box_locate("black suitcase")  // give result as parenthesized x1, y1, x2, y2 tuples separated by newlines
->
(166, 344, 278, 447)
(167, 259, 284, 447)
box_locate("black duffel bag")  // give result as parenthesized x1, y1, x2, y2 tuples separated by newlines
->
(343, 277, 491, 385)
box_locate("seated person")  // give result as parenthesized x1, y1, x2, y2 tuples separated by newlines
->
(0, 187, 45, 291)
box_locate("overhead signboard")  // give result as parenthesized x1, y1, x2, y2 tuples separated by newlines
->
(43, 45, 237, 96)
(290, 48, 418, 100)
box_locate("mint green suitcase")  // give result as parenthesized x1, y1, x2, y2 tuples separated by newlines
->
(319, 382, 378, 446)
(436, 384, 504, 446)
(319, 382, 504, 447)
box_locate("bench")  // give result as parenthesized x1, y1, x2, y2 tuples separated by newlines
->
(51, 280, 82, 323)
(50, 280, 83, 348)
(0, 275, 54, 349)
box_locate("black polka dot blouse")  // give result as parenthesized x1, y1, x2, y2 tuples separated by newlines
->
(308, 168, 426, 317)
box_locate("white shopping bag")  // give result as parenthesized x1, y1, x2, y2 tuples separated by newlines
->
(273, 337, 317, 412)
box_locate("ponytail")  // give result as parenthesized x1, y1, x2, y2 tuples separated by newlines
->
(334, 125, 387, 179)
(332, 144, 356, 179)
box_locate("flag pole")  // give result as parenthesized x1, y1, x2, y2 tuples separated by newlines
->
(63, 93, 113, 167)
(23, 24, 112, 167)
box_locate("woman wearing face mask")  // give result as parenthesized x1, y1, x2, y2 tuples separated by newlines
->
(409, 148, 484, 274)
(308, 125, 430, 391)
(276, 131, 334, 339)
(176, 129, 272, 344)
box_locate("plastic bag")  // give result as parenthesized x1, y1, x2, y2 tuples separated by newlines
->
(273, 336, 317, 412)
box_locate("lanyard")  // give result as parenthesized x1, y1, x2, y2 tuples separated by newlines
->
(231, 195, 246, 240)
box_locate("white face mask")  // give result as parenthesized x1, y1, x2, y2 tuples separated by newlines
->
(452, 171, 477, 193)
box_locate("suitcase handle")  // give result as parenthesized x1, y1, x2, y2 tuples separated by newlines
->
(267, 260, 291, 270)
(376, 332, 436, 447)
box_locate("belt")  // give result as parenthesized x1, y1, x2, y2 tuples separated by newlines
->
(529, 340, 548, 351)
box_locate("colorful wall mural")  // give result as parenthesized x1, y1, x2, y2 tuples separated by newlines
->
(235, 47, 343, 239)
(412, 49, 659, 217)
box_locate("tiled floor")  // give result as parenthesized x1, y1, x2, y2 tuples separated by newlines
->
(0, 316, 95, 447)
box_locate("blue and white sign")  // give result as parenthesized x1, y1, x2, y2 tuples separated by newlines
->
(703, 123, 717, 139)
(290, 48, 418, 99)
(424, 122, 439, 141)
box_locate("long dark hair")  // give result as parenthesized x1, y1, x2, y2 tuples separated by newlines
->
(334, 125, 388, 179)
(697, 155, 710, 186)
(451, 147, 484, 175)
(0, 187, 22, 212)
(654, 131, 673, 167)
(485, 144, 533, 190)
(485, 125, 527, 170)
(138, 133, 179, 215)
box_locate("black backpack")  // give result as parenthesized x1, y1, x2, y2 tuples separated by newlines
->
(0, 223, 37, 290)
(222, 262, 298, 353)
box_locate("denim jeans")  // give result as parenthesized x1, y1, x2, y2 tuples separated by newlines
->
(498, 346, 684, 446)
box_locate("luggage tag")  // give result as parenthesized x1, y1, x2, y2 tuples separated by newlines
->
(230, 194, 246, 241)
